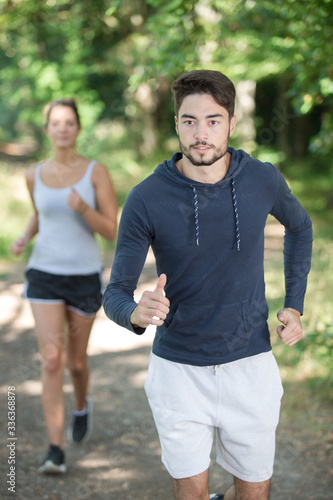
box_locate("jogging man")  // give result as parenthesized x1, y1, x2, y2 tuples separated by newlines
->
(103, 70, 312, 500)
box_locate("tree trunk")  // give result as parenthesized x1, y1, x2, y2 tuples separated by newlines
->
(235, 80, 256, 153)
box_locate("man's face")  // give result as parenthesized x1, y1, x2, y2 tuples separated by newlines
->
(175, 93, 236, 167)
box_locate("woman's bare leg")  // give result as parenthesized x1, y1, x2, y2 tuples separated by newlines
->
(66, 309, 95, 411)
(31, 302, 67, 447)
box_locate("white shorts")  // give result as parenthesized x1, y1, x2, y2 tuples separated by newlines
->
(144, 351, 283, 482)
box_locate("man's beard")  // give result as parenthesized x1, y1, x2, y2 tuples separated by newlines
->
(179, 136, 230, 167)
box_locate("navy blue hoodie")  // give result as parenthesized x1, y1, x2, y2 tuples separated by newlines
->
(103, 148, 312, 366)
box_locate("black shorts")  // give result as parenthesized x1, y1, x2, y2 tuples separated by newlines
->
(24, 268, 104, 316)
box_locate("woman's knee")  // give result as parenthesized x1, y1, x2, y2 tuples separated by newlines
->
(68, 358, 88, 377)
(42, 346, 66, 374)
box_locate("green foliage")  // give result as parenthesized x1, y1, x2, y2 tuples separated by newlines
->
(0, 0, 117, 141)
(0, 163, 32, 260)
(296, 324, 333, 369)
(267, 219, 333, 400)
(0, 0, 332, 163)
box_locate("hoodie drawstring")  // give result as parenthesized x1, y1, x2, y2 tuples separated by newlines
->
(232, 178, 241, 251)
(191, 185, 200, 246)
(191, 181, 240, 251)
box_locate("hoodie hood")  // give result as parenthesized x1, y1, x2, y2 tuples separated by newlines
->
(154, 147, 250, 249)
(154, 147, 250, 187)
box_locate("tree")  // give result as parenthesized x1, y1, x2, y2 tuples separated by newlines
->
(0, 0, 332, 161)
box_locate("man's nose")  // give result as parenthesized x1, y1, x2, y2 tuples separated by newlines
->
(194, 122, 208, 141)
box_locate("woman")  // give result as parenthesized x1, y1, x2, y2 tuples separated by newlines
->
(10, 99, 118, 474)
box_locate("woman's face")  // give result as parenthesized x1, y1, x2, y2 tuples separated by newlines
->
(45, 105, 81, 150)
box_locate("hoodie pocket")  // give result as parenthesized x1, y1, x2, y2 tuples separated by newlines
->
(166, 301, 251, 358)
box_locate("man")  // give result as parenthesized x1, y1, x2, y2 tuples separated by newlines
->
(103, 70, 312, 500)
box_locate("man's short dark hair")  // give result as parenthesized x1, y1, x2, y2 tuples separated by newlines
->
(172, 70, 236, 119)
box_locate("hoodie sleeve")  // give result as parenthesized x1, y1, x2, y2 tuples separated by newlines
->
(269, 167, 313, 314)
(103, 188, 153, 334)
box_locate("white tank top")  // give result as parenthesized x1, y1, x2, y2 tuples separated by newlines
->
(27, 160, 102, 275)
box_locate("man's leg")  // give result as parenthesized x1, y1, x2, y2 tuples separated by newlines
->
(224, 478, 270, 500)
(215, 353, 282, 500)
(173, 469, 209, 500)
(173, 472, 270, 500)
(145, 355, 215, 495)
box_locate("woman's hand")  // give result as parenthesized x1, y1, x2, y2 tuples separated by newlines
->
(10, 235, 27, 256)
(67, 188, 88, 214)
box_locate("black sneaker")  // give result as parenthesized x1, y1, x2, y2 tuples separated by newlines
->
(209, 495, 224, 500)
(39, 445, 66, 474)
(67, 397, 93, 444)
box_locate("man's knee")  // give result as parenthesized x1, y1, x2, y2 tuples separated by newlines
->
(173, 469, 209, 500)
(234, 477, 271, 500)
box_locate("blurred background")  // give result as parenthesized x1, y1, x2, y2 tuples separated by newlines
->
(0, 0, 332, 409)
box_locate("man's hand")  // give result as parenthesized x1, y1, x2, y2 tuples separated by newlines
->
(276, 307, 303, 346)
(131, 274, 170, 329)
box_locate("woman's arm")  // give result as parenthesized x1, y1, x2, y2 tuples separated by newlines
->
(10, 166, 39, 256)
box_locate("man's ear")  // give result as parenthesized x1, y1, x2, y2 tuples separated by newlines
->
(174, 116, 179, 135)
(229, 115, 237, 137)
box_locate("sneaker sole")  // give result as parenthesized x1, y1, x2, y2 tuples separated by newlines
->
(67, 396, 93, 445)
(39, 460, 67, 474)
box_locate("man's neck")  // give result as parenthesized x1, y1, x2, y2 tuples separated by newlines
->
(176, 152, 231, 184)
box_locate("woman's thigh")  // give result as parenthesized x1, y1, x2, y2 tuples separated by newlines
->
(66, 308, 95, 367)
(30, 302, 67, 368)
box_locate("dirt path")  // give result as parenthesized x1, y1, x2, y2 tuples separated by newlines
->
(0, 235, 332, 499)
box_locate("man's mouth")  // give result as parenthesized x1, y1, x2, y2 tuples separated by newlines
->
(192, 144, 212, 152)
